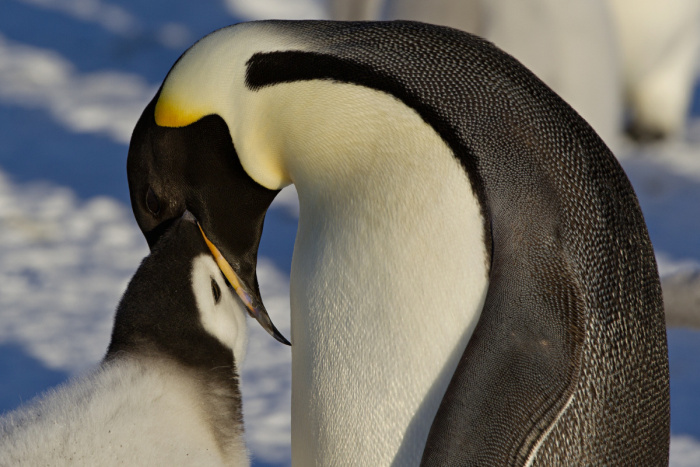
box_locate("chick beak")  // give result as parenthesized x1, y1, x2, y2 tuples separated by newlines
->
(197, 222, 291, 346)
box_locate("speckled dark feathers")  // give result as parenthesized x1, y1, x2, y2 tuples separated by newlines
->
(249, 21, 669, 465)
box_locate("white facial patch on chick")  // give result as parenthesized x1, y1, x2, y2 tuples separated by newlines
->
(191, 254, 248, 364)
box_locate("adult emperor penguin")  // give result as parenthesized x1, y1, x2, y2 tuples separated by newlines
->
(126, 21, 670, 465)
(0, 213, 249, 466)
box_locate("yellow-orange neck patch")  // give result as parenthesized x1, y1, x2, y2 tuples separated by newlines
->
(154, 97, 203, 128)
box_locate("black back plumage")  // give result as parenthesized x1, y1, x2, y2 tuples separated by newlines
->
(247, 21, 669, 465)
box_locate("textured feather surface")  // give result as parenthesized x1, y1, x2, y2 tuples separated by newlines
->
(241, 21, 669, 465)
(150, 20, 670, 466)
(0, 356, 248, 466)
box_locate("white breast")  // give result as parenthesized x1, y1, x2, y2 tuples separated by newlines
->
(237, 80, 489, 465)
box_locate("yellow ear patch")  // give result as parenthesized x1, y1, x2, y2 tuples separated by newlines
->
(154, 97, 203, 128)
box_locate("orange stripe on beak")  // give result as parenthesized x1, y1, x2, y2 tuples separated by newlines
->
(197, 222, 291, 346)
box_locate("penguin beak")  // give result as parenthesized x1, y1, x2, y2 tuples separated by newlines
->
(126, 99, 287, 346)
(196, 221, 291, 346)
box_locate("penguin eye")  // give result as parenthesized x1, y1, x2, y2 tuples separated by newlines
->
(145, 186, 161, 215)
(211, 277, 221, 304)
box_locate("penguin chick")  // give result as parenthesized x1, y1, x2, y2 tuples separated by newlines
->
(0, 213, 249, 466)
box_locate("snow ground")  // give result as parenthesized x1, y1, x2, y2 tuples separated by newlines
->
(0, 1, 698, 465)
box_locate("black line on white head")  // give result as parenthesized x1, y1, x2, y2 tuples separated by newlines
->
(211, 277, 222, 304)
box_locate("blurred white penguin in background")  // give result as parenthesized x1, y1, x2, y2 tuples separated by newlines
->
(0, 213, 251, 466)
(609, 0, 700, 140)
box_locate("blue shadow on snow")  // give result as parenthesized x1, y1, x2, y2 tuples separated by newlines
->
(0, 342, 69, 416)
(668, 327, 700, 439)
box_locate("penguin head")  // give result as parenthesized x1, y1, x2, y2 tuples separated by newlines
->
(127, 25, 292, 345)
(107, 212, 248, 368)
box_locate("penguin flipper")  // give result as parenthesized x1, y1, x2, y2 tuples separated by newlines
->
(421, 245, 585, 465)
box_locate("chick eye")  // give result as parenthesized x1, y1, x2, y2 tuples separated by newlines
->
(211, 277, 221, 304)
(145, 186, 161, 215)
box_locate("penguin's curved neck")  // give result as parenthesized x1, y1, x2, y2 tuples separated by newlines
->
(153, 27, 488, 464)
(241, 81, 490, 465)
